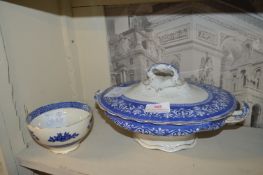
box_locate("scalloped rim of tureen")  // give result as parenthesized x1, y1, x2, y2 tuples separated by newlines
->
(96, 81, 237, 126)
(96, 97, 237, 126)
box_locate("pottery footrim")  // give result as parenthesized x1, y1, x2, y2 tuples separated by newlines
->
(135, 134, 196, 152)
(48, 143, 80, 154)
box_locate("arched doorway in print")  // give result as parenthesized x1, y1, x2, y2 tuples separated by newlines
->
(251, 104, 261, 128)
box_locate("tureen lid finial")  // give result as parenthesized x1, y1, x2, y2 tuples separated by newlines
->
(145, 63, 184, 91)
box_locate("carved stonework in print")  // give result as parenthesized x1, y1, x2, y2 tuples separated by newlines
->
(157, 24, 190, 45)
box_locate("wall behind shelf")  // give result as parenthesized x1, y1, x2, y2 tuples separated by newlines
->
(72, 6, 111, 106)
(0, 0, 84, 174)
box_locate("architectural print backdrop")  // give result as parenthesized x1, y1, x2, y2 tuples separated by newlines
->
(104, 1, 263, 128)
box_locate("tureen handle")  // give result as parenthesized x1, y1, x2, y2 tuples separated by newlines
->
(94, 90, 102, 102)
(225, 102, 249, 124)
(146, 63, 183, 91)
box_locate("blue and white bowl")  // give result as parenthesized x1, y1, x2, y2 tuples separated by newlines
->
(95, 63, 249, 152)
(26, 102, 92, 154)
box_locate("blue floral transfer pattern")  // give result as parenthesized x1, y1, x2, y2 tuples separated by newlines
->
(106, 112, 226, 136)
(48, 132, 79, 142)
(96, 82, 236, 123)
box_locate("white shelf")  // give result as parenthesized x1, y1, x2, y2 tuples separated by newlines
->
(16, 111, 263, 175)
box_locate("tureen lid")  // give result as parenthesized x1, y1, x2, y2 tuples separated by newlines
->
(96, 64, 236, 124)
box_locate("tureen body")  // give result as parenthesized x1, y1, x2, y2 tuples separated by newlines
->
(95, 63, 249, 152)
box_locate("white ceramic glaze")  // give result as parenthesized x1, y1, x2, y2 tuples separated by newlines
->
(135, 134, 196, 152)
(27, 102, 92, 154)
(124, 64, 209, 104)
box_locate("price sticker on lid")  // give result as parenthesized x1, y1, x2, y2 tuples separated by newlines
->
(145, 102, 170, 113)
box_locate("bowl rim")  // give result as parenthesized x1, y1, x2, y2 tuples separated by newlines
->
(26, 101, 92, 129)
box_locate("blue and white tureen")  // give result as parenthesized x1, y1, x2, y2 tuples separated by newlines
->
(95, 63, 249, 152)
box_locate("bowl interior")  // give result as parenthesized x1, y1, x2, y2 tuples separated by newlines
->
(29, 108, 89, 128)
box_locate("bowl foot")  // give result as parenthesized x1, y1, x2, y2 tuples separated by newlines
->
(48, 143, 80, 154)
(135, 134, 196, 152)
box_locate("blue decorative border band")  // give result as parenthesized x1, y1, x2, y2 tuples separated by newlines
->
(96, 82, 236, 123)
(27, 102, 91, 124)
(106, 112, 226, 136)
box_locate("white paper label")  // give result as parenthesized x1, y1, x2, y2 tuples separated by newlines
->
(145, 102, 170, 113)
(105, 87, 130, 97)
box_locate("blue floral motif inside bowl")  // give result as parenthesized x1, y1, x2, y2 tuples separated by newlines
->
(48, 132, 79, 142)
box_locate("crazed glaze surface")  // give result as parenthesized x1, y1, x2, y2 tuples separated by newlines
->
(124, 82, 209, 104)
(124, 64, 209, 104)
